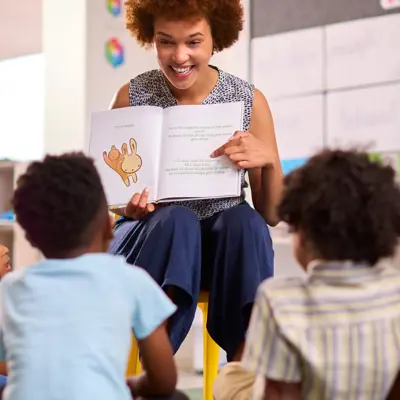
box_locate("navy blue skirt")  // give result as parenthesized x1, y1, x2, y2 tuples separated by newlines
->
(108, 202, 274, 360)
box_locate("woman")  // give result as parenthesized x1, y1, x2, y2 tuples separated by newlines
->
(108, 0, 283, 362)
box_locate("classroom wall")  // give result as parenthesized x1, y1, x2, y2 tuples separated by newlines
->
(0, 54, 44, 161)
(250, 1, 400, 176)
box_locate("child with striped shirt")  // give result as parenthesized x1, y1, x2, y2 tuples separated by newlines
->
(214, 148, 400, 400)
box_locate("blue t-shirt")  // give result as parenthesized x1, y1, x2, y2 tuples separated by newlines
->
(0, 253, 176, 400)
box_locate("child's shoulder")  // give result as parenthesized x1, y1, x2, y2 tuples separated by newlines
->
(0, 268, 27, 298)
(260, 275, 307, 293)
(94, 254, 156, 286)
(77, 254, 152, 283)
(0, 254, 154, 294)
(258, 275, 308, 305)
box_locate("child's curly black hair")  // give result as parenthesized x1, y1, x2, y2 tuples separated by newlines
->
(12, 152, 107, 258)
(277, 149, 400, 266)
(125, 0, 244, 52)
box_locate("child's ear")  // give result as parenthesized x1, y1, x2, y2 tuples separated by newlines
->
(109, 214, 116, 233)
(102, 213, 115, 251)
(106, 214, 115, 239)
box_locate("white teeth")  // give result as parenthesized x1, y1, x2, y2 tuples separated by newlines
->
(172, 66, 191, 74)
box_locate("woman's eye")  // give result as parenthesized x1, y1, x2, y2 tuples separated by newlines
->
(159, 40, 172, 45)
(189, 41, 201, 46)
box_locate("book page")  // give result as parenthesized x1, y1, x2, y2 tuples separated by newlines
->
(157, 102, 243, 200)
(89, 106, 163, 207)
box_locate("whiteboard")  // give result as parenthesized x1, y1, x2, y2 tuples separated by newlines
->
(270, 94, 324, 159)
(326, 83, 400, 152)
(326, 13, 400, 90)
(251, 27, 324, 99)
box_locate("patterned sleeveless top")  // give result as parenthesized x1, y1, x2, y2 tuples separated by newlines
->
(129, 66, 254, 220)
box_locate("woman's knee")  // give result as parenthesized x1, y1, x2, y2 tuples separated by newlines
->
(108, 206, 199, 255)
(155, 206, 200, 231)
(217, 203, 267, 233)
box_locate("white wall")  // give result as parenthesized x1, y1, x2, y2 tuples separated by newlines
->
(0, 54, 44, 161)
(252, 14, 400, 164)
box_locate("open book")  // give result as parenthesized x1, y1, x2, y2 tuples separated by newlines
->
(89, 102, 244, 208)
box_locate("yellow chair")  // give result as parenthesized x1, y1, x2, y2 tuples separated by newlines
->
(126, 291, 220, 400)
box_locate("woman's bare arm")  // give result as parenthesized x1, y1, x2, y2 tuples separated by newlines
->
(248, 89, 283, 226)
(109, 83, 130, 110)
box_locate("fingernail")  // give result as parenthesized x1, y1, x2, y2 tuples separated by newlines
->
(144, 187, 149, 192)
(210, 152, 215, 158)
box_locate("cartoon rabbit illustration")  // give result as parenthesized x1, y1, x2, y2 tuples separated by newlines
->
(103, 138, 142, 187)
(121, 138, 142, 184)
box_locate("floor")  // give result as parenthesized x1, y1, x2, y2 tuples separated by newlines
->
(183, 388, 202, 400)
(178, 370, 203, 400)
(178, 371, 203, 390)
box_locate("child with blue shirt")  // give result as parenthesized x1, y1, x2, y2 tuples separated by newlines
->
(0, 152, 182, 400)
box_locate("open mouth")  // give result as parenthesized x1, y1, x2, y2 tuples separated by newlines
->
(170, 65, 194, 78)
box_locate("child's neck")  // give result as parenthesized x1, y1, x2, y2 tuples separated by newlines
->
(44, 242, 104, 259)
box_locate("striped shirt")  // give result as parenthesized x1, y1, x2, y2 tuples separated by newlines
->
(242, 260, 400, 399)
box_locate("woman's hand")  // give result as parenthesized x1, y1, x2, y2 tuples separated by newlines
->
(124, 187, 157, 220)
(210, 131, 276, 169)
(0, 245, 11, 278)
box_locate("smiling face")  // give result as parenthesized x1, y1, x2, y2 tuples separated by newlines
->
(154, 17, 214, 92)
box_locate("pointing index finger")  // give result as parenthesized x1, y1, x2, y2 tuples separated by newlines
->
(210, 131, 249, 158)
(210, 143, 226, 158)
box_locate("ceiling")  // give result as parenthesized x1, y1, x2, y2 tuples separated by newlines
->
(0, 0, 42, 61)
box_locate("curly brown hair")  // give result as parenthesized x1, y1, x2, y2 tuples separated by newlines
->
(277, 149, 400, 266)
(125, 0, 244, 52)
(13, 152, 107, 258)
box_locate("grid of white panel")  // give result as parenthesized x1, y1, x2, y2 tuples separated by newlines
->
(251, 13, 400, 160)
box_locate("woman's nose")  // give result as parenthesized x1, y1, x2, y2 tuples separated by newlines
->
(172, 46, 189, 64)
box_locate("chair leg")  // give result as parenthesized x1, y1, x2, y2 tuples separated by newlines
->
(201, 303, 219, 400)
(126, 333, 142, 376)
